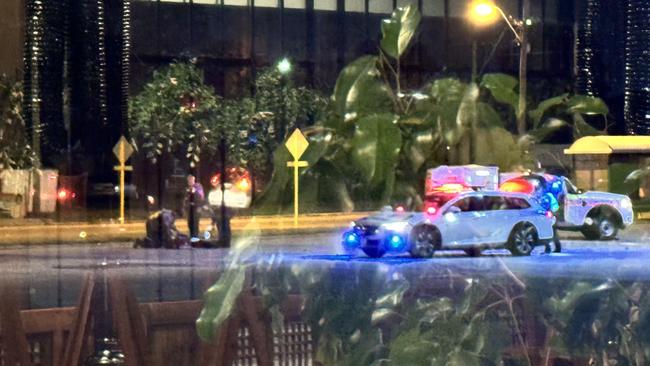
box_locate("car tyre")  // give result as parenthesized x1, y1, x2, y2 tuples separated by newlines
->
(507, 223, 537, 256)
(409, 225, 439, 258)
(362, 247, 386, 258)
(464, 247, 481, 257)
(581, 213, 619, 241)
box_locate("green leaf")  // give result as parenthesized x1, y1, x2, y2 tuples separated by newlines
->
(481, 73, 519, 114)
(332, 56, 394, 121)
(572, 113, 604, 139)
(566, 95, 609, 116)
(456, 83, 480, 131)
(474, 127, 523, 170)
(196, 266, 247, 341)
(448, 349, 480, 366)
(430, 78, 466, 103)
(526, 118, 569, 143)
(407, 129, 435, 172)
(380, 4, 422, 59)
(529, 93, 569, 128)
(350, 114, 402, 186)
(476, 102, 504, 129)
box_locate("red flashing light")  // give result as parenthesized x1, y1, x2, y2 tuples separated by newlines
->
(429, 183, 467, 194)
(499, 178, 534, 194)
(395, 206, 405, 212)
(210, 174, 221, 187)
(545, 211, 553, 218)
(426, 206, 437, 215)
(57, 189, 71, 201)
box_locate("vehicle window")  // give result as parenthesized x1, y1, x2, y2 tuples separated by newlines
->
(504, 197, 531, 209)
(424, 194, 455, 211)
(451, 196, 484, 212)
(564, 178, 580, 194)
(484, 196, 508, 210)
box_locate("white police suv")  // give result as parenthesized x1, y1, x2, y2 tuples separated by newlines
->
(342, 190, 555, 258)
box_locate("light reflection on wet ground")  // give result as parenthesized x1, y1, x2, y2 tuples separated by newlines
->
(1, 231, 650, 308)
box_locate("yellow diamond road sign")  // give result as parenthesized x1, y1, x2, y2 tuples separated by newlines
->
(113, 136, 134, 164)
(285, 129, 309, 160)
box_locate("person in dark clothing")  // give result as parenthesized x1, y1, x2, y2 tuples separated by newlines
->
(185, 174, 204, 240)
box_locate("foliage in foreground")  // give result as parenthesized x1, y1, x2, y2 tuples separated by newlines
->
(198, 236, 650, 366)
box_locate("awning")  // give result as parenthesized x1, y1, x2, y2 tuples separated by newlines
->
(564, 136, 650, 155)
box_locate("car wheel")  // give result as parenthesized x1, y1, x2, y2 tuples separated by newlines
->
(409, 225, 439, 258)
(464, 247, 481, 257)
(507, 223, 537, 256)
(581, 213, 619, 241)
(362, 247, 386, 258)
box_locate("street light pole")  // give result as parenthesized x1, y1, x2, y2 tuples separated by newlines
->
(469, 0, 530, 136)
(516, 0, 529, 137)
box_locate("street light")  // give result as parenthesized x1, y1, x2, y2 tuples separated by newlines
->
(468, 0, 530, 136)
(277, 57, 292, 75)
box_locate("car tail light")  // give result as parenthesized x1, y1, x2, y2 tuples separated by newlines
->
(57, 189, 75, 201)
(236, 177, 251, 191)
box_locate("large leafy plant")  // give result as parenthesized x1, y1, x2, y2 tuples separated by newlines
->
(481, 73, 609, 144)
(257, 5, 525, 213)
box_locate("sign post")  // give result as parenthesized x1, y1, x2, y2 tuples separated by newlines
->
(112, 136, 134, 224)
(285, 129, 309, 227)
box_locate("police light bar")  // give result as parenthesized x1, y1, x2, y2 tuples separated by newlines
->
(425, 165, 499, 195)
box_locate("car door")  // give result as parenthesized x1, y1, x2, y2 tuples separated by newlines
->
(482, 194, 514, 243)
(439, 195, 484, 245)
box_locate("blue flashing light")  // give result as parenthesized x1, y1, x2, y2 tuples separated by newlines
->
(343, 232, 361, 248)
(387, 234, 405, 251)
(550, 180, 562, 194)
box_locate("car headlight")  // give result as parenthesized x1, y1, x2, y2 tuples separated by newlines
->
(381, 222, 410, 233)
(621, 198, 633, 209)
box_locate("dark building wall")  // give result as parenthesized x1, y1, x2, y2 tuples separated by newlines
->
(0, 0, 24, 78)
(129, 1, 576, 98)
(624, 0, 650, 134)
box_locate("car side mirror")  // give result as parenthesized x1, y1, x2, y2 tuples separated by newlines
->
(446, 206, 461, 214)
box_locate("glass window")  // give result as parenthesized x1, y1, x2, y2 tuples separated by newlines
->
(423, 0, 444, 17)
(505, 197, 531, 209)
(193, 0, 218, 4)
(314, 0, 336, 11)
(484, 196, 508, 210)
(451, 196, 484, 212)
(500, 0, 518, 18)
(545, 0, 558, 23)
(345, 0, 365, 13)
(369, 0, 392, 14)
(448, 0, 467, 17)
(397, 0, 416, 8)
(224, 0, 249, 5)
(284, 0, 305, 9)
(255, 0, 277, 7)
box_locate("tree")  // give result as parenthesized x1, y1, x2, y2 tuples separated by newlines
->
(0, 76, 35, 170)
